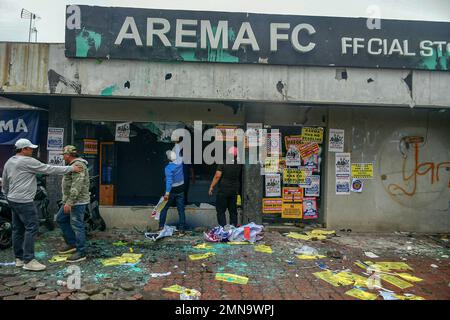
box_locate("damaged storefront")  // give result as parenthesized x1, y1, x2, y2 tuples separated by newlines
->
(0, 5, 449, 232)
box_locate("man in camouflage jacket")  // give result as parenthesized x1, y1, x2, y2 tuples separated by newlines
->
(56, 145, 90, 262)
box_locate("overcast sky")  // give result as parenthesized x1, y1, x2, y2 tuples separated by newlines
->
(1, 0, 449, 43)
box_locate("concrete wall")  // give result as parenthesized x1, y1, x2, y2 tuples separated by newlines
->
(1, 43, 450, 109)
(325, 107, 450, 232)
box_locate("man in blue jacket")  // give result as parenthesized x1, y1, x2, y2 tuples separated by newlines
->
(159, 150, 186, 232)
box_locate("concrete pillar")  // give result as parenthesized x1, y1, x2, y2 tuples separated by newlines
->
(242, 104, 265, 224)
(47, 97, 72, 215)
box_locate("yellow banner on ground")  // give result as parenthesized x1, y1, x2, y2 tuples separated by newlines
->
(296, 255, 326, 260)
(380, 274, 414, 289)
(215, 273, 249, 285)
(189, 252, 216, 261)
(193, 243, 214, 250)
(345, 288, 378, 300)
(254, 245, 273, 254)
(101, 253, 142, 266)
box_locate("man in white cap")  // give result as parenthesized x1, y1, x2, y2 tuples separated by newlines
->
(1, 138, 82, 271)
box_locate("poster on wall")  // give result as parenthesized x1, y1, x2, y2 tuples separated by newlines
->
(47, 127, 64, 151)
(286, 145, 301, 166)
(215, 125, 240, 142)
(335, 152, 351, 177)
(115, 122, 131, 142)
(328, 129, 345, 152)
(285, 135, 303, 149)
(265, 174, 281, 197)
(262, 198, 282, 214)
(305, 175, 320, 197)
(267, 132, 281, 156)
(336, 177, 351, 195)
(282, 187, 303, 202)
(302, 198, 318, 219)
(351, 178, 364, 193)
(351, 163, 374, 179)
(301, 127, 324, 143)
(48, 151, 64, 166)
(283, 168, 306, 185)
(83, 139, 98, 155)
(299, 142, 319, 159)
(302, 154, 318, 171)
(246, 123, 263, 147)
(282, 202, 302, 219)
(263, 157, 280, 174)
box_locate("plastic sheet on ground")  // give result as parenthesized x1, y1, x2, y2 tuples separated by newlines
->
(101, 253, 143, 266)
(345, 288, 378, 300)
(285, 232, 326, 241)
(395, 273, 423, 282)
(310, 229, 336, 235)
(215, 273, 249, 285)
(296, 255, 326, 260)
(189, 252, 216, 261)
(313, 270, 370, 287)
(294, 245, 319, 256)
(150, 272, 172, 278)
(365, 261, 413, 272)
(204, 223, 264, 243)
(162, 284, 200, 298)
(145, 225, 177, 241)
(254, 245, 273, 254)
(379, 291, 399, 300)
(392, 293, 425, 300)
(0, 261, 16, 266)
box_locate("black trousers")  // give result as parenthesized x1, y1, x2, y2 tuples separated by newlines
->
(215, 193, 238, 227)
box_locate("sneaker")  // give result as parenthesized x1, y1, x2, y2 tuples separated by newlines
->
(15, 259, 24, 267)
(23, 259, 46, 271)
(66, 252, 86, 263)
(58, 245, 76, 254)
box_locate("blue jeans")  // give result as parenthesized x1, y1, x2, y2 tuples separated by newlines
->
(56, 204, 87, 255)
(8, 201, 38, 263)
(159, 192, 186, 230)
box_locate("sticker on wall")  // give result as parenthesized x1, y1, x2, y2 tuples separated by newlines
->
(267, 132, 281, 155)
(285, 135, 303, 149)
(283, 168, 306, 185)
(115, 122, 131, 142)
(328, 129, 345, 152)
(299, 142, 320, 159)
(302, 197, 318, 219)
(303, 154, 318, 171)
(282, 202, 302, 219)
(265, 174, 281, 197)
(262, 198, 282, 214)
(305, 175, 320, 197)
(282, 187, 303, 202)
(246, 123, 263, 147)
(336, 177, 351, 195)
(351, 163, 374, 179)
(335, 152, 351, 177)
(351, 179, 364, 193)
(47, 127, 64, 151)
(262, 157, 280, 174)
(83, 139, 98, 155)
(286, 145, 301, 166)
(301, 127, 324, 143)
(48, 151, 64, 166)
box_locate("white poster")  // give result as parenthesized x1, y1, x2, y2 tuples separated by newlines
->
(286, 145, 301, 166)
(265, 174, 281, 197)
(336, 177, 351, 195)
(48, 151, 64, 166)
(351, 179, 364, 193)
(328, 129, 345, 152)
(47, 127, 64, 151)
(246, 123, 263, 147)
(115, 122, 131, 142)
(335, 152, 351, 177)
(305, 175, 320, 197)
(267, 132, 281, 156)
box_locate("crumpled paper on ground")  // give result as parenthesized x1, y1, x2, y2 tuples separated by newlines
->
(145, 225, 177, 241)
(204, 223, 264, 243)
(101, 253, 142, 266)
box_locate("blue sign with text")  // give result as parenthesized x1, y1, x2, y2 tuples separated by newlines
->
(0, 110, 40, 145)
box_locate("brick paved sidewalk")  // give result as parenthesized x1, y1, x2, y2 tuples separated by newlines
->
(0, 228, 449, 300)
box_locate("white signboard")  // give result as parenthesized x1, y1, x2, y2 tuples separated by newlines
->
(47, 127, 64, 151)
(115, 122, 130, 142)
(265, 174, 281, 197)
(336, 176, 351, 195)
(328, 129, 345, 152)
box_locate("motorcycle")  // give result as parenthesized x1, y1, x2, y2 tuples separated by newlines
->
(57, 175, 106, 233)
(0, 178, 12, 249)
(35, 174, 54, 231)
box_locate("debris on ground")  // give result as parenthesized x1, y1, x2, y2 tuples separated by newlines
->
(215, 273, 249, 285)
(204, 223, 264, 243)
(144, 225, 176, 241)
(364, 251, 379, 258)
(254, 245, 273, 254)
(188, 252, 216, 261)
(101, 253, 142, 266)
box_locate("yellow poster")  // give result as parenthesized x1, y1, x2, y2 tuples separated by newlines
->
(215, 273, 249, 285)
(283, 168, 306, 184)
(351, 163, 374, 179)
(189, 252, 216, 261)
(282, 202, 302, 219)
(254, 245, 273, 254)
(301, 127, 324, 143)
(262, 198, 282, 214)
(264, 157, 279, 173)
